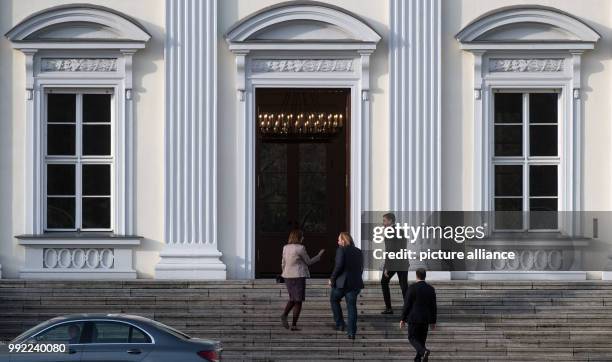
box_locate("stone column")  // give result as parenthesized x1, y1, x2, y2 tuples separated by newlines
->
(389, 0, 448, 280)
(155, 0, 226, 279)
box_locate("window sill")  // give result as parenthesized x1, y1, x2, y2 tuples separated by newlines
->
(15, 233, 142, 246)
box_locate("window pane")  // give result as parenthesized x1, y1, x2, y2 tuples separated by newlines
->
(494, 93, 522, 123)
(83, 164, 111, 196)
(494, 198, 523, 230)
(494, 125, 522, 156)
(47, 164, 75, 195)
(259, 203, 288, 233)
(530, 198, 558, 229)
(31, 322, 84, 344)
(259, 143, 287, 172)
(130, 327, 151, 343)
(91, 322, 130, 344)
(47, 94, 75, 123)
(495, 165, 522, 196)
(530, 125, 557, 156)
(83, 94, 111, 123)
(299, 203, 327, 233)
(530, 165, 557, 196)
(82, 197, 111, 229)
(47, 124, 75, 155)
(530, 93, 557, 123)
(299, 143, 326, 172)
(47, 197, 75, 229)
(83, 125, 111, 155)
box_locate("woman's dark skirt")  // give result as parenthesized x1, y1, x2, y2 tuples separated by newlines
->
(285, 277, 306, 302)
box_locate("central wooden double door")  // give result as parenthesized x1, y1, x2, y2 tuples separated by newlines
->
(255, 88, 349, 278)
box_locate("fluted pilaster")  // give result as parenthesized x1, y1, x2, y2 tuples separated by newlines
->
(156, 0, 226, 279)
(389, 0, 441, 212)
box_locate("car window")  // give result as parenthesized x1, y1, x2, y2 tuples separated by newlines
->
(29, 322, 85, 344)
(91, 322, 151, 344)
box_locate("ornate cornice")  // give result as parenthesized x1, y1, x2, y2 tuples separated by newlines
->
(251, 59, 353, 73)
(41, 58, 118, 72)
(489, 58, 564, 72)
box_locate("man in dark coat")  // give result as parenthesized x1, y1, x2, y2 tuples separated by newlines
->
(400, 268, 437, 361)
(380, 212, 409, 314)
(329, 232, 364, 339)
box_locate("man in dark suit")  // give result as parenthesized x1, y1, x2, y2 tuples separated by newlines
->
(400, 268, 437, 362)
(329, 232, 364, 339)
(380, 212, 409, 314)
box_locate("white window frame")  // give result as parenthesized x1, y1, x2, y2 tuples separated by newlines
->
(491, 89, 562, 232)
(43, 89, 115, 232)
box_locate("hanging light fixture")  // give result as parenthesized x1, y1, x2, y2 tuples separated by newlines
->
(257, 91, 345, 138)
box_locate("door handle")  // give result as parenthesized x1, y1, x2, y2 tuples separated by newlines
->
(127, 348, 142, 354)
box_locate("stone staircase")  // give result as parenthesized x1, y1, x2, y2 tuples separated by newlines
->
(1, 280, 612, 361)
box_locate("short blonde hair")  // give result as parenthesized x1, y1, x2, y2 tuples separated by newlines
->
(288, 229, 304, 244)
(338, 232, 354, 246)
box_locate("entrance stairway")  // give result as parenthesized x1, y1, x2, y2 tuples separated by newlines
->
(1, 280, 612, 361)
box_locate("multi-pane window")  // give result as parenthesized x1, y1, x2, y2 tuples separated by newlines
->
(493, 92, 559, 230)
(45, 91, 113, 231)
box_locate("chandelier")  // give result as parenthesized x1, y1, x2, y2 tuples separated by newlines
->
(258, 112, 344, 138)
(257, 89, 345, 139)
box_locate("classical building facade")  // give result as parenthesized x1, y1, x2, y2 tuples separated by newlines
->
(0, 0, 611, 280)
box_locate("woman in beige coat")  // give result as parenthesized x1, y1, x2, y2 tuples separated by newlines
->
(281, 229, 325, 330)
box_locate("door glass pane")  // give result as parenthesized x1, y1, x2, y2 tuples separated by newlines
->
(494, 125, 522, 156)
(530, 93, 557, 123)
(82, 197, 111, 229)
(299, 203, 326, 233)
(495, 165, 522, 196)
(47, 197, 75, 229)
(530, 125, 557, 156)
(83, 94, 111, 123)
(530, 198, 558, 229)
(91, 322, 130, 343)
(47, 94, 76, 123)
(31, 322, 85, 344)
(47, 124, 75, 155)
(83, 125, 111, 155)
(494, 93, 522, 123)
(259, 143, 287, 172)
(48, 164, 75, 195)
(83, 164, 111, 196)
(299, 143, 326, 172)
(260, 203, 288, 232)
(530, 165, 557, 196)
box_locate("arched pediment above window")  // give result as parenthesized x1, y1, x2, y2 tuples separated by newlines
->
(456, 6, 600, 50)
(5, 4, 150, 49)
(225, 1, 380, 50)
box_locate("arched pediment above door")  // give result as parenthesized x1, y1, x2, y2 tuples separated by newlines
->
(225, 1, 380, 50)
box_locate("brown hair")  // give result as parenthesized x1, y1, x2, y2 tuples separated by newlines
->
(338, 232, 354, 247)
(288, 229, 304, 244)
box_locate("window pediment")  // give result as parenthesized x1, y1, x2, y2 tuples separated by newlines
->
(5, 5, 150, 49)
(456, 6, 599, 50)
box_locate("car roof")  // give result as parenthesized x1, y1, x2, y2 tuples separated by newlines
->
(49, 313, 154, 323)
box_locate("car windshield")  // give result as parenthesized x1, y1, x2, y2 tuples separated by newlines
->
(148, 320, 191, 340)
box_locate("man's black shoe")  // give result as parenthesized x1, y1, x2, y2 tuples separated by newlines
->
(422, 349, 430, 362)
(380, 308, 393, 315)
(334, 324, 346, 331)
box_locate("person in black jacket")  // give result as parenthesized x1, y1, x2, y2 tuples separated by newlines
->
(400, 268, 437, 362)
(380, 212, 409, 314)
(329, 232, 364, 339)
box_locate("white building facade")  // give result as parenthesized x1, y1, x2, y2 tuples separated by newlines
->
(0, 0, 611, 280)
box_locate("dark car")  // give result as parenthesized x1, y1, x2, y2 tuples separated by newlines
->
(1, 313, 222, 361)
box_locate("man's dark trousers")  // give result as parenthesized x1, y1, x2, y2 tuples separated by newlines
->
(408, 323, 429, 361)
(330, 287, 360, 336)
(381, 270, 408, 309)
